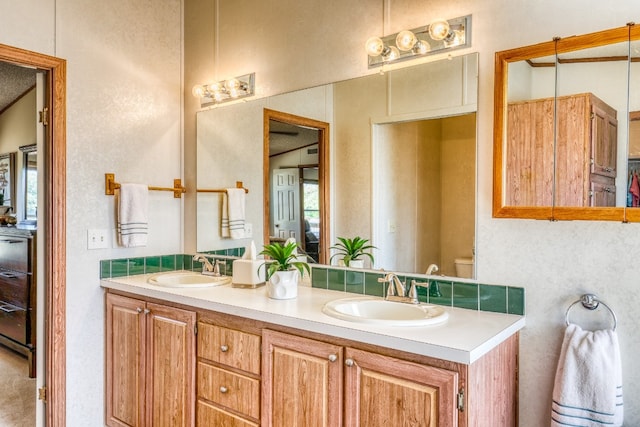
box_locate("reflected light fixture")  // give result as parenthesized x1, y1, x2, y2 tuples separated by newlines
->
(365, 15, 471, 68)
(192, 72, 255, 107)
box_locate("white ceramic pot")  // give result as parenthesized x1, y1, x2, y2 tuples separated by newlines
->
(267, 270, 299, 299)
(338, 259, 364, 268)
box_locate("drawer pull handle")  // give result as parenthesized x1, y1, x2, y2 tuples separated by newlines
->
(219, 386, 228, 394)
(345, 358, 354, 367)
(328, 354, 337, 362)
(0, 239, 23, 244)
(143, 309, 150, 315)
(136, 307, 143, 313)
(0, 272, 21, 278)
(220, 345, 229, 352)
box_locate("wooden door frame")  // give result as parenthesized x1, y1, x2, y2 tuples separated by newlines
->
(263, 108, 329, 264)
(0, 43, 66, 426)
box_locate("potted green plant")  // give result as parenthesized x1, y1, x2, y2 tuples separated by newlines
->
(330, 236, 376, 268)
(259, 241, 310, 299)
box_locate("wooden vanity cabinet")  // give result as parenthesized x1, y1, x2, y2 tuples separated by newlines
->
(105, 293, 196, 427)
(262, 329, 343, 427)
(196, 320, 262, 426)
(506, 92, 617, 207)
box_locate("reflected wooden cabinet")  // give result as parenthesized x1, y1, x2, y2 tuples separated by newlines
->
(105, 293, 196, 427)
(506, 92, 617, 207)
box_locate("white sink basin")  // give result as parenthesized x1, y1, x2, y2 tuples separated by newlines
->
(147, 271, 231, 288)
(322, 296, 448, 327)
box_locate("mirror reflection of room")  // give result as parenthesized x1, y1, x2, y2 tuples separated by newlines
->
(196, 53, 478, 278)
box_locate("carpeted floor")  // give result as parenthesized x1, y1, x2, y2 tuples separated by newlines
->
(0, 346, 35, 426)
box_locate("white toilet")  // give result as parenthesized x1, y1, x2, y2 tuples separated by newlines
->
(454, 257, 474, 278)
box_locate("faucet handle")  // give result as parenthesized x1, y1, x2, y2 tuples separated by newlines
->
(408, 280, 430, 304)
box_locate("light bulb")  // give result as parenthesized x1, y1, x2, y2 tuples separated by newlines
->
(382, 46, 400, 62)
(365, 36, 385, 57)
(224, 78, 240, 91)
(192, 85, 205, 98)
(395, 30, 417, 51)
(444, 30, 464, 47)
(428, 19, 451, 41)
(412, 40, 431, 55)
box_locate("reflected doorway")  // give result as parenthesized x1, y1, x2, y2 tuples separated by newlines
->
(264, 109, 329, 264)
(372, 113, 476, 276)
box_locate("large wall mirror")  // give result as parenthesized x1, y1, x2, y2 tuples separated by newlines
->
(494, 23, 640, 221)
(197, 52, 478, 278)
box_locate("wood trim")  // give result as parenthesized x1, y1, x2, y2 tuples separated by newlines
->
(263, 108, 330, 263)
(0, 42, 66, 426)
(493, 23, 640, 222)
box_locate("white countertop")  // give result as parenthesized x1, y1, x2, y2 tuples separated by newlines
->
(101, 273, 525, 364)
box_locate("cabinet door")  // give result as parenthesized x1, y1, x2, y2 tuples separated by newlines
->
(106, 293, 146, 427)
(345, 347, 459, 427)
(262, 329, 342, 427)
(146, 302, 196, 427)
(591, 102, 618, 178)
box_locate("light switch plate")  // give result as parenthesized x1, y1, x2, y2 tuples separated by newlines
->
(87, 229, 109, 249)
(244, 222, 253, 238)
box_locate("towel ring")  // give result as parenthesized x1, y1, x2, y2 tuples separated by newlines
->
(565, 294, 617, 331)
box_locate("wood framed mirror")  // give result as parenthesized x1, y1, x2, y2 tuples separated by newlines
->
(493, 23, 640, 221)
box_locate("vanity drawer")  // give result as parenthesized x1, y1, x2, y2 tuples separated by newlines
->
(197, 362, 260, 420)
(197, 322, 261, 375)
(0, 236, 30, 272)
(197, 400, 258, 427)
(0, 301, 27, 344)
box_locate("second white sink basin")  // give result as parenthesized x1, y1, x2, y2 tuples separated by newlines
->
(322, 296, 448, 327)
(147, 271, 231, 288)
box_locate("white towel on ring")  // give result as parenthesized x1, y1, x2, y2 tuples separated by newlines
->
(221, 188, 245, 239)
(116, 183, 148, 247)
(551, 324, 623, 427)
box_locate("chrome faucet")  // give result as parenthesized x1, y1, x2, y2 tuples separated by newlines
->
(192, 254, 220, 276)
(426, 264, 439, 275)
(379, 273, 430, 304)
(379, 273, 406, 299)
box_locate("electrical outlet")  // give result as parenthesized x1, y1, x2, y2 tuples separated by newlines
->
(87, 229, 109, 249)
(244, 222, 253, 238)
(387, 221, 397, 233)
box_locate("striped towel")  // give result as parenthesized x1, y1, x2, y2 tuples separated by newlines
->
(551, 324, 623, 426)
(116, 183, 148, 247)
(221, 188, 245, 239)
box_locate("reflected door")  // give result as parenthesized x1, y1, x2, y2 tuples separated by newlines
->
(271, 168, 300, 240)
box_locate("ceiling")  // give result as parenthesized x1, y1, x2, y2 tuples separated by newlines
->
(269, 120, 319, 156)
(0, 61, 38, 113)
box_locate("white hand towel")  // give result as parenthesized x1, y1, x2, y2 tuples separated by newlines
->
(551, 324, 623, 427)
(221, 188, 245, 239)
(116, 183, 149, 247)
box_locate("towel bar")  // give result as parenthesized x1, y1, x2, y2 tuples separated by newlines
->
(565, 293, 617, 331)
(105, 173, 186, 198)
(196, 181, 249, 194)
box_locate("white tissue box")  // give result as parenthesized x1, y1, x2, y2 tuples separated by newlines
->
(232, 259, 266, 288)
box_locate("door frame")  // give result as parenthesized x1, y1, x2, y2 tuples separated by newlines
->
(263, 109, 329, 263)
(0, 43, 66, 426)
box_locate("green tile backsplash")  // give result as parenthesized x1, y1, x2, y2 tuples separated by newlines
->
(310, 265, 525, 315)
(99, 252, 525, 315)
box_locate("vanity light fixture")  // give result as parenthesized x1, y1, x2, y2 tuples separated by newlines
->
(192, 72, 255, 107)
(365, 15, 471, 68)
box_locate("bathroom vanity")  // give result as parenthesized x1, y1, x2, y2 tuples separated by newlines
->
(102, 274, 524, 427)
